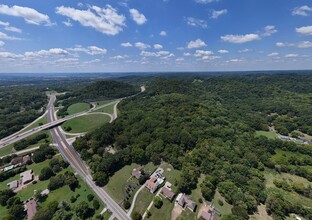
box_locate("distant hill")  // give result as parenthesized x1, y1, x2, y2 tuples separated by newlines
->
(77, 80, 140, 101)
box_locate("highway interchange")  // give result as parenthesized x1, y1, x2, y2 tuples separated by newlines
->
(0, 87, 145, 219)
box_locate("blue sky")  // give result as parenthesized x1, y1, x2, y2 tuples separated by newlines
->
(0, 0, 311, 73)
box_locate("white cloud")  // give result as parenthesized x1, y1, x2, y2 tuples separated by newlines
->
(69, 46, 107, 55)
(297, 41, 312, 48)
(267, 52, 279, 57)
(183, 52, 191, 56)
(84, 59, 100, 64)
(263, 25, 277, 37)
(140, 50, 170, 57)
(24, 48, 69, 58)
(154, 44, 163, 50)
(110, 55, 126, 60)
(0, 41, 4, 46)
(194, 50, 213, 57)
(129, 9, 147, 25)
(0, 21, 22, 33)
(218, 49, 229, 54)
(0, 52, 22, 59)
(285, 54, 299, 58)
(211, 9, 227, 19)
(296, 26, 312, 36)
(185, 17, 207, 28)
(56, 5, 126, 35)
(221, 34, 260, 44)
(135, 42, 150, 50)
(187, 39, 207, 49)
(0, 31, 22, 40)
(4, 26, 22, 33)
(227, 58, 243, 63)
(63, 19, 72, 27)
(195, 0, 219, 4)
(276, 41, 312, 49)
(0, 5, 53, 26)
(0, 21, 9, 26)
(160, 31, 167, 36)
(292, 5, 312, 16)
(199, 55, 220, 62)
(121, 42, 133, 47)
(176, 57, 184, 62)
(276, 42, 285, 47)
(238, 48, 251, 53)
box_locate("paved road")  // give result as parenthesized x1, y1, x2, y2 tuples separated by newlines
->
(0, 99, 119, 148)
(47, 95, 130, 220)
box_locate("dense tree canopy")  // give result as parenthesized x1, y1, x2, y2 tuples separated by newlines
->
(73, 73, 312, 219)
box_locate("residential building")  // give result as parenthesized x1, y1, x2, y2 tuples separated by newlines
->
(145, 177, 158, 193)
(25, 199, 37, 220)
(176, 193, 197, 212)
(20, 170, 33, 184)
(7, 180, 19, 190)
(200, 211, 217, 220)
(132, 168, 142, 179)
(161, 187, 175, 201)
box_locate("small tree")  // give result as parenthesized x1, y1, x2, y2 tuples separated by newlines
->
(87, 194, 94, 202)
(153, 197, 163, 209)
(123, 200, 131, 209)
(93, 199, 100, 210)
(131, 211, 142, 220)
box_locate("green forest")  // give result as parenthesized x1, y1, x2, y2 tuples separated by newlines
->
(0, 87, 47, 139)
(73, 73, 312, 220)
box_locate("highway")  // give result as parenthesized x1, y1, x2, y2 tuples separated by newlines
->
(47, 95, 130, 220)
(0, 98, 120, 149)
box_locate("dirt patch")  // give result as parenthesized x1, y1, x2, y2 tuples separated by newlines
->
(171, 203, 183, 220)
(250, 204, 273, 220)
(197, 202, 210, 219)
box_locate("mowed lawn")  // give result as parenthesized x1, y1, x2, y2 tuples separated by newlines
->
(148, 196, 174, 220)
(23, 115, 48, 132)
(96, 100, 117, 106)
(105, 163, 140, 203)
(67, 103, 91, 115)
(132, 188, 155, 216)
(105, 162, 157, 203)
(255, 131, 277, 140)
(94, 103, 116, 115)
(61, 114, 111, 133)
(0, 130, 52, 157)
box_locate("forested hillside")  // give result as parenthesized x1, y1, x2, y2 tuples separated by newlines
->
(0, 87, 47, 139)
(74, 73, 312, 220)
(57, 80, 140, 117)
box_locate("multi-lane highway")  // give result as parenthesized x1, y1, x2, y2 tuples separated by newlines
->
(0, 97, 120, 149)
(47, 95, 130, 220)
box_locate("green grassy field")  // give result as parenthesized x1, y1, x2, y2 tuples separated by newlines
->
(0, 130, 52, 157)
(211, 190, 233, 217)
(190, 174, 204, 204)
(255, 131, 277, 140)
(105, 163, 140, 203)
(264, 169, 312, 211)
(160, 163, 182, 189)
(94, 103, 115, 115)
(177, 209, 197, 220)
(23, 115, 48, 132)
(61, 114, 111, 133)
(132, 188, 155, 215)
(96, 100, 117, 106)
(67, 103, 91, 115)
(105, 162, 157, 204)
(148, 196, 174, 220)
